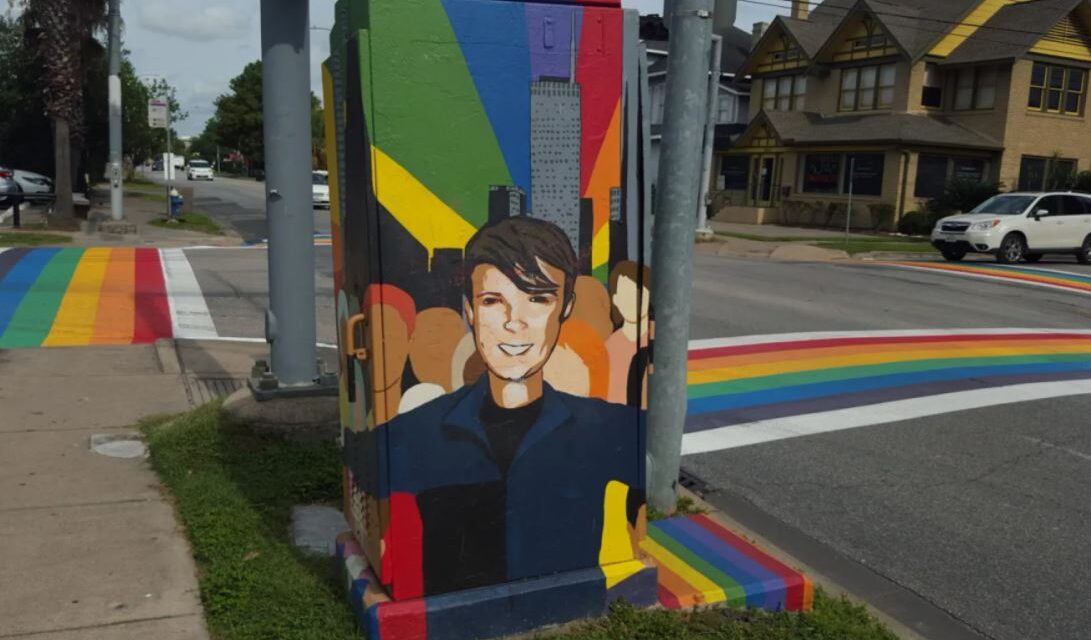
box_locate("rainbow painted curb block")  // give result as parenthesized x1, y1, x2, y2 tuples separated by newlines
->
(337, 533, 658, 639)
(642, 515, 813, 612)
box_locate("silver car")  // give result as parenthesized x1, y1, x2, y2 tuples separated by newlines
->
(0, 166, 17, 209)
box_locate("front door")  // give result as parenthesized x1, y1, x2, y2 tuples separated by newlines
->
(751, 155, 779, 206)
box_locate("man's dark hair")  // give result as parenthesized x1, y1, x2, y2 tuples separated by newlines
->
(463, 217, 578, 306)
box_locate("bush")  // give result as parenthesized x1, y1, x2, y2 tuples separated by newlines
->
(1073, 171, 1091, 193)
(869, 203, 896, 231)
(897, 210, 940, 236)
(928, 178, 1000, 215)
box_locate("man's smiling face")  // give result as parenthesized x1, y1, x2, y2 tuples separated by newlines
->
(466, 260, 569, 382)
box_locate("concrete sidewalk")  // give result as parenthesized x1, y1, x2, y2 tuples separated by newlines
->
(0, 345, 209, 639)
(709, 220, 884, 240)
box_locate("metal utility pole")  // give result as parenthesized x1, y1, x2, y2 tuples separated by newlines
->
(259, 0, 319, 388)
(696, 34, 722, 238)
(647, 0, 714, 513)
(845, 156, 855, 245)
(107, 0, 123, 221)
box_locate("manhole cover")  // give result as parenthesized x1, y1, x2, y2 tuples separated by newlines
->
(90, 434, 147, 459)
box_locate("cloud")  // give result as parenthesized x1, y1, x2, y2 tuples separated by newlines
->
(138, 2, 252, 42)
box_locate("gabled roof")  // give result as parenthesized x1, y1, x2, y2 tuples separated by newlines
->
(942, 0, 1085, 65)
(748, 110, 1002, 150)
(779, 16, 832, 57)
(641, 15, 752, 78)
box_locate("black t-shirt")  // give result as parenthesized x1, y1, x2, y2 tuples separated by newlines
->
(479, 394, 543, 477)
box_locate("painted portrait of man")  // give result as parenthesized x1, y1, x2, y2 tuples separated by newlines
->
(350, 216, 646, 600)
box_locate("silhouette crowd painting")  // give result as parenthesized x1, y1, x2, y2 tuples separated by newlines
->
(328, 0, 654, 607)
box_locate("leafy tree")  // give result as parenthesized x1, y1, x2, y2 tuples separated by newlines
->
(22, 0, 109, 218)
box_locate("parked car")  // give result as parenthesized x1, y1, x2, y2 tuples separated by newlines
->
(0, 166, 17, 209)
(931, 192, 1091, 264)
(13, 169, 53, 196)
(187, 159, 214, 181)
(312, 170, 330, 209)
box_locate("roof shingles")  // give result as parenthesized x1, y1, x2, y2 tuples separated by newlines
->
(761, 110, 1003, 149)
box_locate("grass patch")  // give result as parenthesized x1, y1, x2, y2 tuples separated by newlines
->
(649, 495, 709, 522)
(815, 241, 935, 255)
(142, 404, 361, 640)
(0, 231, 72, 246)
(144, 405, 896, 640)
(547, 592, 897, 640)
(149, 212, 224, 235)
(716, 231, 928, 244)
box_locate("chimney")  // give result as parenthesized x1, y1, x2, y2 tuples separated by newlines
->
(791, 0, 809, 20)
(752, 21, 769, 48)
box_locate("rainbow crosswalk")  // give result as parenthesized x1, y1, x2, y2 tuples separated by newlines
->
(683, 329, 1091, 454)
(880, 261, 1091, 295)
(0, 247, 216, 348)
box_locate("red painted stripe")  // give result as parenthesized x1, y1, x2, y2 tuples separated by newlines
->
(689, 514, 808, 611)
(657, 584, 681, 609)
(576, 7, 622, 195)
(132, 248, 172, 344)
(376, 599, 427, 640)
(388, 493, 424, 601)
(689, 333, 1091, 361)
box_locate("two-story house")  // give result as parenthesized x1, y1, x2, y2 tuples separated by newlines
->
(717, 0, 1091, 228)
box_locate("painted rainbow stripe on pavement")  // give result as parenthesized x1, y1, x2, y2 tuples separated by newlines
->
(641, 514, 813, 612)
(686, 330, 1091, 434)
(0, 247, 173, 348)
(881, 261, 1091, 295)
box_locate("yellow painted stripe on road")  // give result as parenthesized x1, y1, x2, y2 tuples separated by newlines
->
(42, 248, 110, 346)
(688, 342, 1091, 384)
(371, 145, 477, 257)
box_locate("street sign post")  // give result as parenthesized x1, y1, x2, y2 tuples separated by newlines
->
(148, 98, 172, 217)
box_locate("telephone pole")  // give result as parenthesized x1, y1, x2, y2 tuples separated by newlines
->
(647, 0, 714, 513)
(107, 0, 123, 221)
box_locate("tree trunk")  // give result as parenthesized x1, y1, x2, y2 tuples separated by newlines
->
(53, 117, 74, 218)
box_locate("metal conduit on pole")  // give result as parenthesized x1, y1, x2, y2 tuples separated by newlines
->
(259, 0, 318, 389)
(107, 0, 123, 221)
(647, 0, 714, 513)
(696, 34, 722, 239)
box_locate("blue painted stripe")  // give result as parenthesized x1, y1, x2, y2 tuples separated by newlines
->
(977, 264, 1091, 285)
(0, 248, 60, 338)
(688, 361, 1091, 416)
(655, 517, 784, 610)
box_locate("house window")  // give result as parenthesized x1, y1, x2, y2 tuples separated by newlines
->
(915, 155, 990, 199)
(1019, 155, 1078, 190)
(840, 64, 896, 111)
(843, 154, 885, 196)
(717, 94, 734, 123)
(954, 67, 998, 110)
(720, 155, 750, 190)
(758, 33, 806, 73)
(1028, 62, 1085, 115)
(802, 154, 842, 194)
(801, 153, 886, 196)
(922, 63, 943, 108)
(762, 75, 806, 111)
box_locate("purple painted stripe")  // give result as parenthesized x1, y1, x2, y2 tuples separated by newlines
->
(526, 4, 582, 81)
(685, 369, 1091, 432)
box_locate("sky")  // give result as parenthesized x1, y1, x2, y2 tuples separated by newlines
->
(114, 0, 781, 137)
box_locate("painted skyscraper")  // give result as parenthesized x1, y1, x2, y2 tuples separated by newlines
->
(530, 80, 583, 253)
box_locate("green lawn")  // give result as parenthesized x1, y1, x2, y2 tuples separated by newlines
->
(815, 241, 936, 255)
(716, 231, 929, 244)
(149, 212, 224, 235)
(0, 232, 72, 247)
(143, 405, 896, 640)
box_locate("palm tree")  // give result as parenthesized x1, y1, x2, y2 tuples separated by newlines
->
(24, 0, 107, 219)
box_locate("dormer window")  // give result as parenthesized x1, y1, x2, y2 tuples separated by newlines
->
(758, 33, 806, 73)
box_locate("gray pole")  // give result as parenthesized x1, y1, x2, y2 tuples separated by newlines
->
(647, 0, 714, 513)
(107, 0, 123, 221)
(260, 0, 317, 387)
(696, 34, 722, 238)
(165, 110, 172, 218)
(845, 157, 855, 244)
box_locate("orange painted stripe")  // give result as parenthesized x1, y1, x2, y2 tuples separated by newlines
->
(687, 338, 1091, 372)
(654, 562, 704, 609)
(91, 247, 136, 345)
(896, 263, 1091, 292)
(802, 576, 815, 612)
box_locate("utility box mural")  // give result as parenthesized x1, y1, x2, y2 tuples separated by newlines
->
(324, 0, 656, 637)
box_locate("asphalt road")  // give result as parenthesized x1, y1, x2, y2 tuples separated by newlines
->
(163, 173, 330, 242)
(179, 193, 1091, 640)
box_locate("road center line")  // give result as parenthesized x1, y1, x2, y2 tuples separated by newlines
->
(1021, 436, 1091, 463)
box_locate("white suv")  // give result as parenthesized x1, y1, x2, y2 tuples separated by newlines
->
(187, 159, 214, 181)
(931, 192, 1091, 264)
